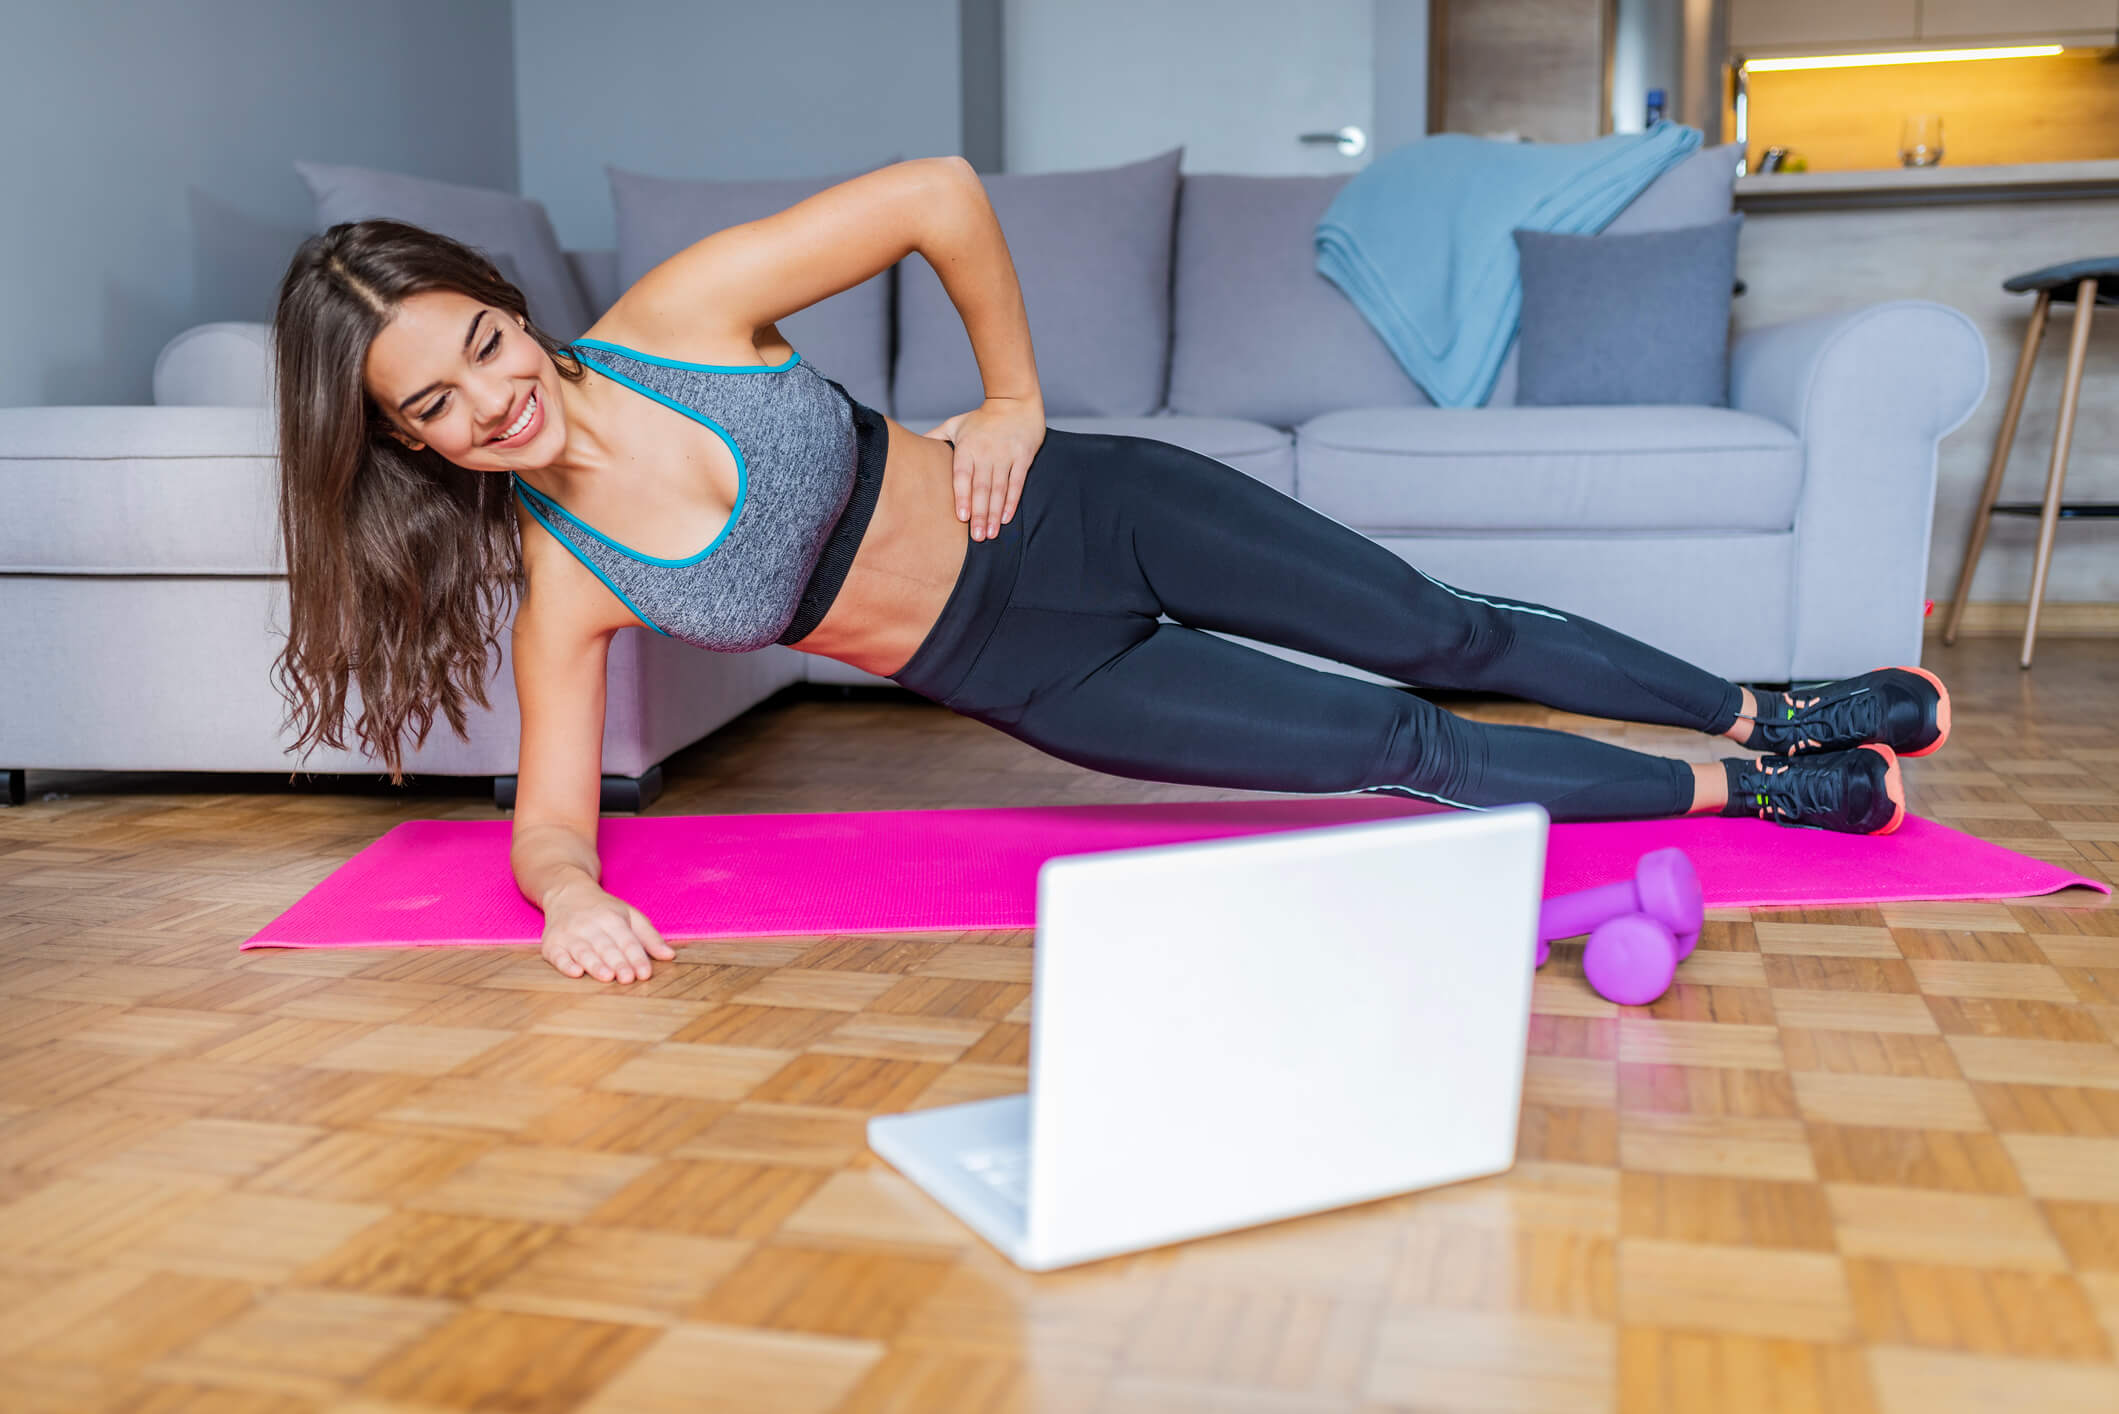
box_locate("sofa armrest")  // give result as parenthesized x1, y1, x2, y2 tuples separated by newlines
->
(0, 405, 282, 575)
(154, 322, 275, 408)
(1731, 300, 1988, 681)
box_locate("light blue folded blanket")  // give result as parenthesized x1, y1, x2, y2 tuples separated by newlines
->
(1315, 122, 1703, 407)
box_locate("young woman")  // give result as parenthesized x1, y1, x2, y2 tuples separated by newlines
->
(273, 156, 1949, 985)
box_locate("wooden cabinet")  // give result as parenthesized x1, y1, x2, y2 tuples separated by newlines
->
(1732, 0, 2118, 51)
(1428, 0, 1612, 143)
(1730, 0, 1918, 50)
(1919, 0, 2119, 39)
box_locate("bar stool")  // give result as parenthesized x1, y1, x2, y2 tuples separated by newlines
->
(1944, 257, 2119, 668)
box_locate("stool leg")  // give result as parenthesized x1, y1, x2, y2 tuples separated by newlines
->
(1945, 290, 2050, 644)
(2022, 278, 2098, 669)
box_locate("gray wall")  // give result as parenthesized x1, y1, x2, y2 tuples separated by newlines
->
(1, 0, 974, 409)
(0, 0, 518, 409)
(513, 0, 967, 252)
(962, 0, 1005, 172)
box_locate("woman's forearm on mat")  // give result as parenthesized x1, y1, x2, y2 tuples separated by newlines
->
(512, 824, 603, 911)
(918, 163, 1042, 407)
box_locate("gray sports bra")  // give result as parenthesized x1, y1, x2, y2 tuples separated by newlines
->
(511, 336, 887, 650)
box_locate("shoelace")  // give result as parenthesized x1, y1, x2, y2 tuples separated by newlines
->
(1730, 756, 1841, 823)
(1754, 687, 1878, 752)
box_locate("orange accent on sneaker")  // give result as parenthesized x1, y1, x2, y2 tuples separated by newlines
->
(1877, 665, 1951, 757)
(1862, 742, 1906, 834)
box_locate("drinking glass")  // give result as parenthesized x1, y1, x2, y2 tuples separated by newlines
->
(1900, 114, 1944, 168)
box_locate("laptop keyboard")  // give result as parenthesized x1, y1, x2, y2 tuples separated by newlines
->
(958, 1144, 1029, 1207)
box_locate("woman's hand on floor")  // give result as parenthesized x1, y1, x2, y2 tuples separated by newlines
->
(923, 395, 1046, 543)
(539, 884, 675, 983)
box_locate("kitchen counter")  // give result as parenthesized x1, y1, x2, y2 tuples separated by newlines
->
(1735, 158, 2119, 210)
(1730, 168, 2119, 604)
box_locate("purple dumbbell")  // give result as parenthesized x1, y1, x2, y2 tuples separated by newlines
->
(1533, 848, 1703, 1006)
(1541, 846, 1703, 955)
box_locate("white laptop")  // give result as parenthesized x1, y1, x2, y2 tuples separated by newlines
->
(867, 802, 1549, 1271)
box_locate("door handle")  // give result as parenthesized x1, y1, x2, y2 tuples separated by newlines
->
(1298, 125, 1368, 157)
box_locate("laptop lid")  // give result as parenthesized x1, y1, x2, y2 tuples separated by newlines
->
(1022, 803, 1548, 1269)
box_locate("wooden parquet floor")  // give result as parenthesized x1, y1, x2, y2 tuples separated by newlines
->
(3, 635, 2118, 1413)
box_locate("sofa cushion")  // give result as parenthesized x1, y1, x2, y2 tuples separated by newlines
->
(1602, 142, 1741, 235)
(567, 249, 622, 318)
(1352, 531, 1793, 683)
(1171, 142, 1743, 423)
(294, 161, 595, 343)
(1294, 405, 1801, 533)
(0, 407, 281, 574)
(1514, 215, 1742, 407)
(1044, 414, 1295, 496)
(608, 160, 898, 414)
(892, 147, 1183, 424)
(1167, 172, 1426, 428)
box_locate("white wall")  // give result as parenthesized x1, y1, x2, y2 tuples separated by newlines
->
(1611, 0, 1726, 138)
(1612, 0, 1685, 133)
(1375, 0, 1433, 157)
(0, 0, 518, 408)
(1001, 0, 1426, 175)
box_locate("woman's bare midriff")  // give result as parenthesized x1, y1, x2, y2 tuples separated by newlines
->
(781, 414, 971, 678)
(542, 315, 978, 678)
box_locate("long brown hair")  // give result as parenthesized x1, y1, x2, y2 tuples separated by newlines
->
(269, 219, 587, 786)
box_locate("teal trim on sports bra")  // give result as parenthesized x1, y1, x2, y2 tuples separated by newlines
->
(568, 336, 802, 374)
(510, 480, 670, 637)
(518, 342, 784, 566)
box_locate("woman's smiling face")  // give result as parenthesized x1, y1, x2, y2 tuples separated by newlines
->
(365, 289, 559, 470)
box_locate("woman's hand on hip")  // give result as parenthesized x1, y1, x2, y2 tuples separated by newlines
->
(923, 395, 1046, 542)
(540, 883, 675, 983)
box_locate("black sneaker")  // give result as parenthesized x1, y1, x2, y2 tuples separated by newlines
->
(1724, 744, 1906, 835)
(1745, 667, 1950, 759)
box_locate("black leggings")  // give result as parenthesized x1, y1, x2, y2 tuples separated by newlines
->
(889, 428, 1745, 822)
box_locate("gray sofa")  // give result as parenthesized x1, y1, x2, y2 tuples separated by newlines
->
(0, 148, 1989, 809)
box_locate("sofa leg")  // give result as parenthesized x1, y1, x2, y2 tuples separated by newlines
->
(3, 770, 23, 807)
(601, 766, 664, 813)
(492, 764, 664, 814)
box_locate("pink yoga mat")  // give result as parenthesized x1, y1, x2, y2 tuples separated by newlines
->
(242, 798, 2106, 950)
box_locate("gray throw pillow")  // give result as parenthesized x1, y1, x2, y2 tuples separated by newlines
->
(293, 161, 594, 342)
(607, 159, 899, 413)
(892, 147, 1183, 423)
(1512, 214, 1742, 407)
(1487, 141, 1740, 405)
